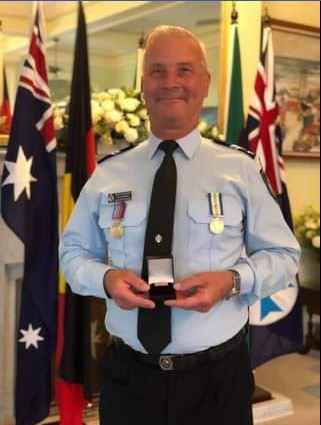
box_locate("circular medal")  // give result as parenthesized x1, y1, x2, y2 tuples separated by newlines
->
(210, 217, 225, 235)
(111, 223, 124, 239)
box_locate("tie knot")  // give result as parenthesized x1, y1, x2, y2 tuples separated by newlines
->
(159, 140, 179, 156)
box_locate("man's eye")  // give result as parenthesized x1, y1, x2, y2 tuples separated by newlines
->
(150, 69, 164, 76)
(178, 67, 193, 74)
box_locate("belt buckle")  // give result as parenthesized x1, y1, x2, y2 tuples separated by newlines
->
(159, 355, 174, 371)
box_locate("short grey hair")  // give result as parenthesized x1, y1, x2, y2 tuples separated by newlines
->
(143, 25, 210, 73)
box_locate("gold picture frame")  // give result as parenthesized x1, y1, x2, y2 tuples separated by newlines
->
(271, 19, 320, 161)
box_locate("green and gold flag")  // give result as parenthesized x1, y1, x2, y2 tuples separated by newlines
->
(224, 20, 244, 144)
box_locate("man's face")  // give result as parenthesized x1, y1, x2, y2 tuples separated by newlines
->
(142, 35, 211, 134)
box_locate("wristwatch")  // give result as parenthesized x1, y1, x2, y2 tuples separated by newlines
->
(226, 270, 241, 300)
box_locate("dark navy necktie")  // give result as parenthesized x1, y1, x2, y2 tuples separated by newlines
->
(138, 140, 179, 354)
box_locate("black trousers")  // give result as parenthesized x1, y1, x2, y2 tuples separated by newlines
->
(99, 339, 255, 425)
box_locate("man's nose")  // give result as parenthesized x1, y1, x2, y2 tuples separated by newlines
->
(163, 71, 180, 88)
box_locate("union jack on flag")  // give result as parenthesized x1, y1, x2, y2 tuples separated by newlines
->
(1, 4, 58, 424)
(246, 24, 283, 196)
(245, 21, 303, 369)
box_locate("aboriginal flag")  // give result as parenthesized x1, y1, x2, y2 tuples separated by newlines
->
(224, 17, 244, 145)
(55, 3, 96, 424)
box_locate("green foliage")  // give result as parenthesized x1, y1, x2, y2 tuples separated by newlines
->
(294, 206, 320, 255)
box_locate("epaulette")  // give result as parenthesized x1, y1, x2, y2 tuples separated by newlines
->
(98, 143, 139, 165)
(260, 169, 278, 201)
(212, 139, 255, 159)
(230, 144, 256, 159)
(213, 139, 277, 202)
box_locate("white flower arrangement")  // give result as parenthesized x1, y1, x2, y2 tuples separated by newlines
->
(197, 120, 225, 141)
(294, 206, 320, 254)
(89, 88, 149, 145)
(54, 88, 149, 146)
(53, 88, 223, 149)
(52, 103, 65, 131)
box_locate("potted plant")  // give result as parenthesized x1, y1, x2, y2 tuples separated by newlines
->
(294, 206, 320, 287)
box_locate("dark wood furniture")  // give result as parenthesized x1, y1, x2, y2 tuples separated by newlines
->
(301, 283, 320, 354)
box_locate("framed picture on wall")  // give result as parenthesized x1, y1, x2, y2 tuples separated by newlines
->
(271, 19, 320, 160)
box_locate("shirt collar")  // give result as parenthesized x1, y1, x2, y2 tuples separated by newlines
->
(147, 128, 202, 160)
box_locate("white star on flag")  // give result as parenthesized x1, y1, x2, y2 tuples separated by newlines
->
(19, 324, 45, 350)
(2, 146, 37, 201)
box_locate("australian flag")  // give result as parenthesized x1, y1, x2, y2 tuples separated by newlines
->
(0, 5, 58, 424)
(244, 20, 304, 369)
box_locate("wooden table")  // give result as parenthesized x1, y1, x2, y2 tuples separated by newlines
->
(301, 283, 320, 354)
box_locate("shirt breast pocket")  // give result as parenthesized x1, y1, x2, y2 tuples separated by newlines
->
(98, 201, 147, 267)
(122, 202, 147, 256)
(187, 198, 244, 270)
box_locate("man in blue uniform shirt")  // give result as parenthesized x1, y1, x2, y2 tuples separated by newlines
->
(60, 25, 300, 425)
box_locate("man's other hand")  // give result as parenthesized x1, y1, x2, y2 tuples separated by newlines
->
(104, 269, 155, 310)
(165, 272, 234, 312)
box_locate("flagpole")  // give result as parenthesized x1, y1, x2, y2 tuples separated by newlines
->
(223, 3, 238, 137)
(263, 6, 271, 27)
(218, 1, 233, 134)
(135, 33, 145, 92)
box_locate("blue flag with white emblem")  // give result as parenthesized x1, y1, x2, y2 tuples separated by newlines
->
(0, 6, 58, 424)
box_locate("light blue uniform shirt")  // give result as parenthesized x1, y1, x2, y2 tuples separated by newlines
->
(60, 129, 300, 354)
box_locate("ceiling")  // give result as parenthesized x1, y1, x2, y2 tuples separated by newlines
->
(0, 1, 80, 21)
(59, 1, 220, 59)
(105, 1, 220, 35)
(0, 1, 221, 61)
(0, 1, 220, 31)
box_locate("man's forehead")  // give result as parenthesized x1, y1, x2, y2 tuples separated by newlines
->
(148, 61, 195, 68)
(146, 35, 201, 57)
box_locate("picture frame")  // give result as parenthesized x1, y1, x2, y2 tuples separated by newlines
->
(270, 19, 320, 160)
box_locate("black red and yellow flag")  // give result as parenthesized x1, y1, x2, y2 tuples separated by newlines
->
(0, 67, 12, 134)
(56, 3, 96, 424)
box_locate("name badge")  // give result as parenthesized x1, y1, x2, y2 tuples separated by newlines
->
(108, 191, 133, 204)
(208, 192, 225, 235)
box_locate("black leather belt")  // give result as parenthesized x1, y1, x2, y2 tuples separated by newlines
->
(112, 327, 246, 372)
